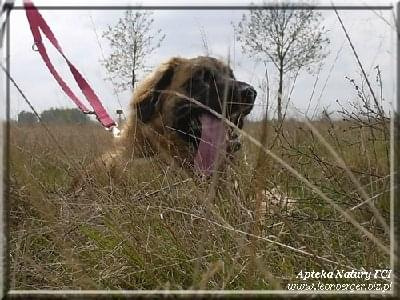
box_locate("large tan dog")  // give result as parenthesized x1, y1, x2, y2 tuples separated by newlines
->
(97, 56, 257, 181)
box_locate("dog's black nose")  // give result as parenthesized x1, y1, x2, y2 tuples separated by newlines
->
(241, 86, 257, 102)
(237, 82, 257, 103)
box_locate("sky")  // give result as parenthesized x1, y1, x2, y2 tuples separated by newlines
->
(3, 0, 397, 122)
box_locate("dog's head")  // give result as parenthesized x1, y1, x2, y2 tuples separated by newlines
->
(128, 56, 257, 176)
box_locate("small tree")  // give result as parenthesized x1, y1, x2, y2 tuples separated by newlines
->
(40, 108, 90, 124)
(18, 111, 38, 125)
(234, 5, 330, 122)
(102, 10, 165, 92)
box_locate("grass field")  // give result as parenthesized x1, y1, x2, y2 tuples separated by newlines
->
(9, 110, 391, 291)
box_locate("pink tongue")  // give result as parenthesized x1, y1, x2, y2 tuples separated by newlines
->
(194, 114, 226, 176)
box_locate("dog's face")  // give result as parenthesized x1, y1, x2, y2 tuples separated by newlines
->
(131, 56, 256, 176)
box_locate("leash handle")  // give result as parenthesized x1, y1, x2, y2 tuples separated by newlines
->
(24, 1, 117, 129)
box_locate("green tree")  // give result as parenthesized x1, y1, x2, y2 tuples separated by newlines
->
(40, 108, 90, 124)
(18, 111, 38, 125)
(234, 5, 330, 122)
(102, 10, 165, 92)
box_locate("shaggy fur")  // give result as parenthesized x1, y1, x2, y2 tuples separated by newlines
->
(90, 56, 257, 181)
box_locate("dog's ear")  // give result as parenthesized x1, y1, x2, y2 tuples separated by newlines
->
(137, 66, 175, 123)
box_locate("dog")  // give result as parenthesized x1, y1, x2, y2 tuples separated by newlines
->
(92, 56, 257, 183)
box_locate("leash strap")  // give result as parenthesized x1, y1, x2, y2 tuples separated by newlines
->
(24, 0, 116, 128)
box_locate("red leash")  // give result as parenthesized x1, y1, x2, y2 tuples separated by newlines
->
(24, 0, 117, 129)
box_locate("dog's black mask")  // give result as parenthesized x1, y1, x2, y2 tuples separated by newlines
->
(136, 57, 257, 175)
(175, 63, 256, 154)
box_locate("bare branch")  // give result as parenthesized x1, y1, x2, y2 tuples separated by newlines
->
(102, 10, 166, 92)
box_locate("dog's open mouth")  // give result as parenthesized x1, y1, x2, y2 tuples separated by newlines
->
(172, 95, 256, 176)
(193, 113, 226, 176)
(170, 73, 257, 176)
(173, 108, 240, 176)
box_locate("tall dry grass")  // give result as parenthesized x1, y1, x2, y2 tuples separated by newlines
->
(9, 109, 390, 289)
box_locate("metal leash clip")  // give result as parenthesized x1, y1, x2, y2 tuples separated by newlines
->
(108, 124, 121, 138)
(31, 42, 39, 51)
(83, 110, 96, 115)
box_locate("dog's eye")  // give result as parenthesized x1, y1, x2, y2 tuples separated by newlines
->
(203, 70, 215, 82)
(190, 118, 200, 130)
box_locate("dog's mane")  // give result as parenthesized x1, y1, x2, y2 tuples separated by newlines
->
(131, 57, 187, 108)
